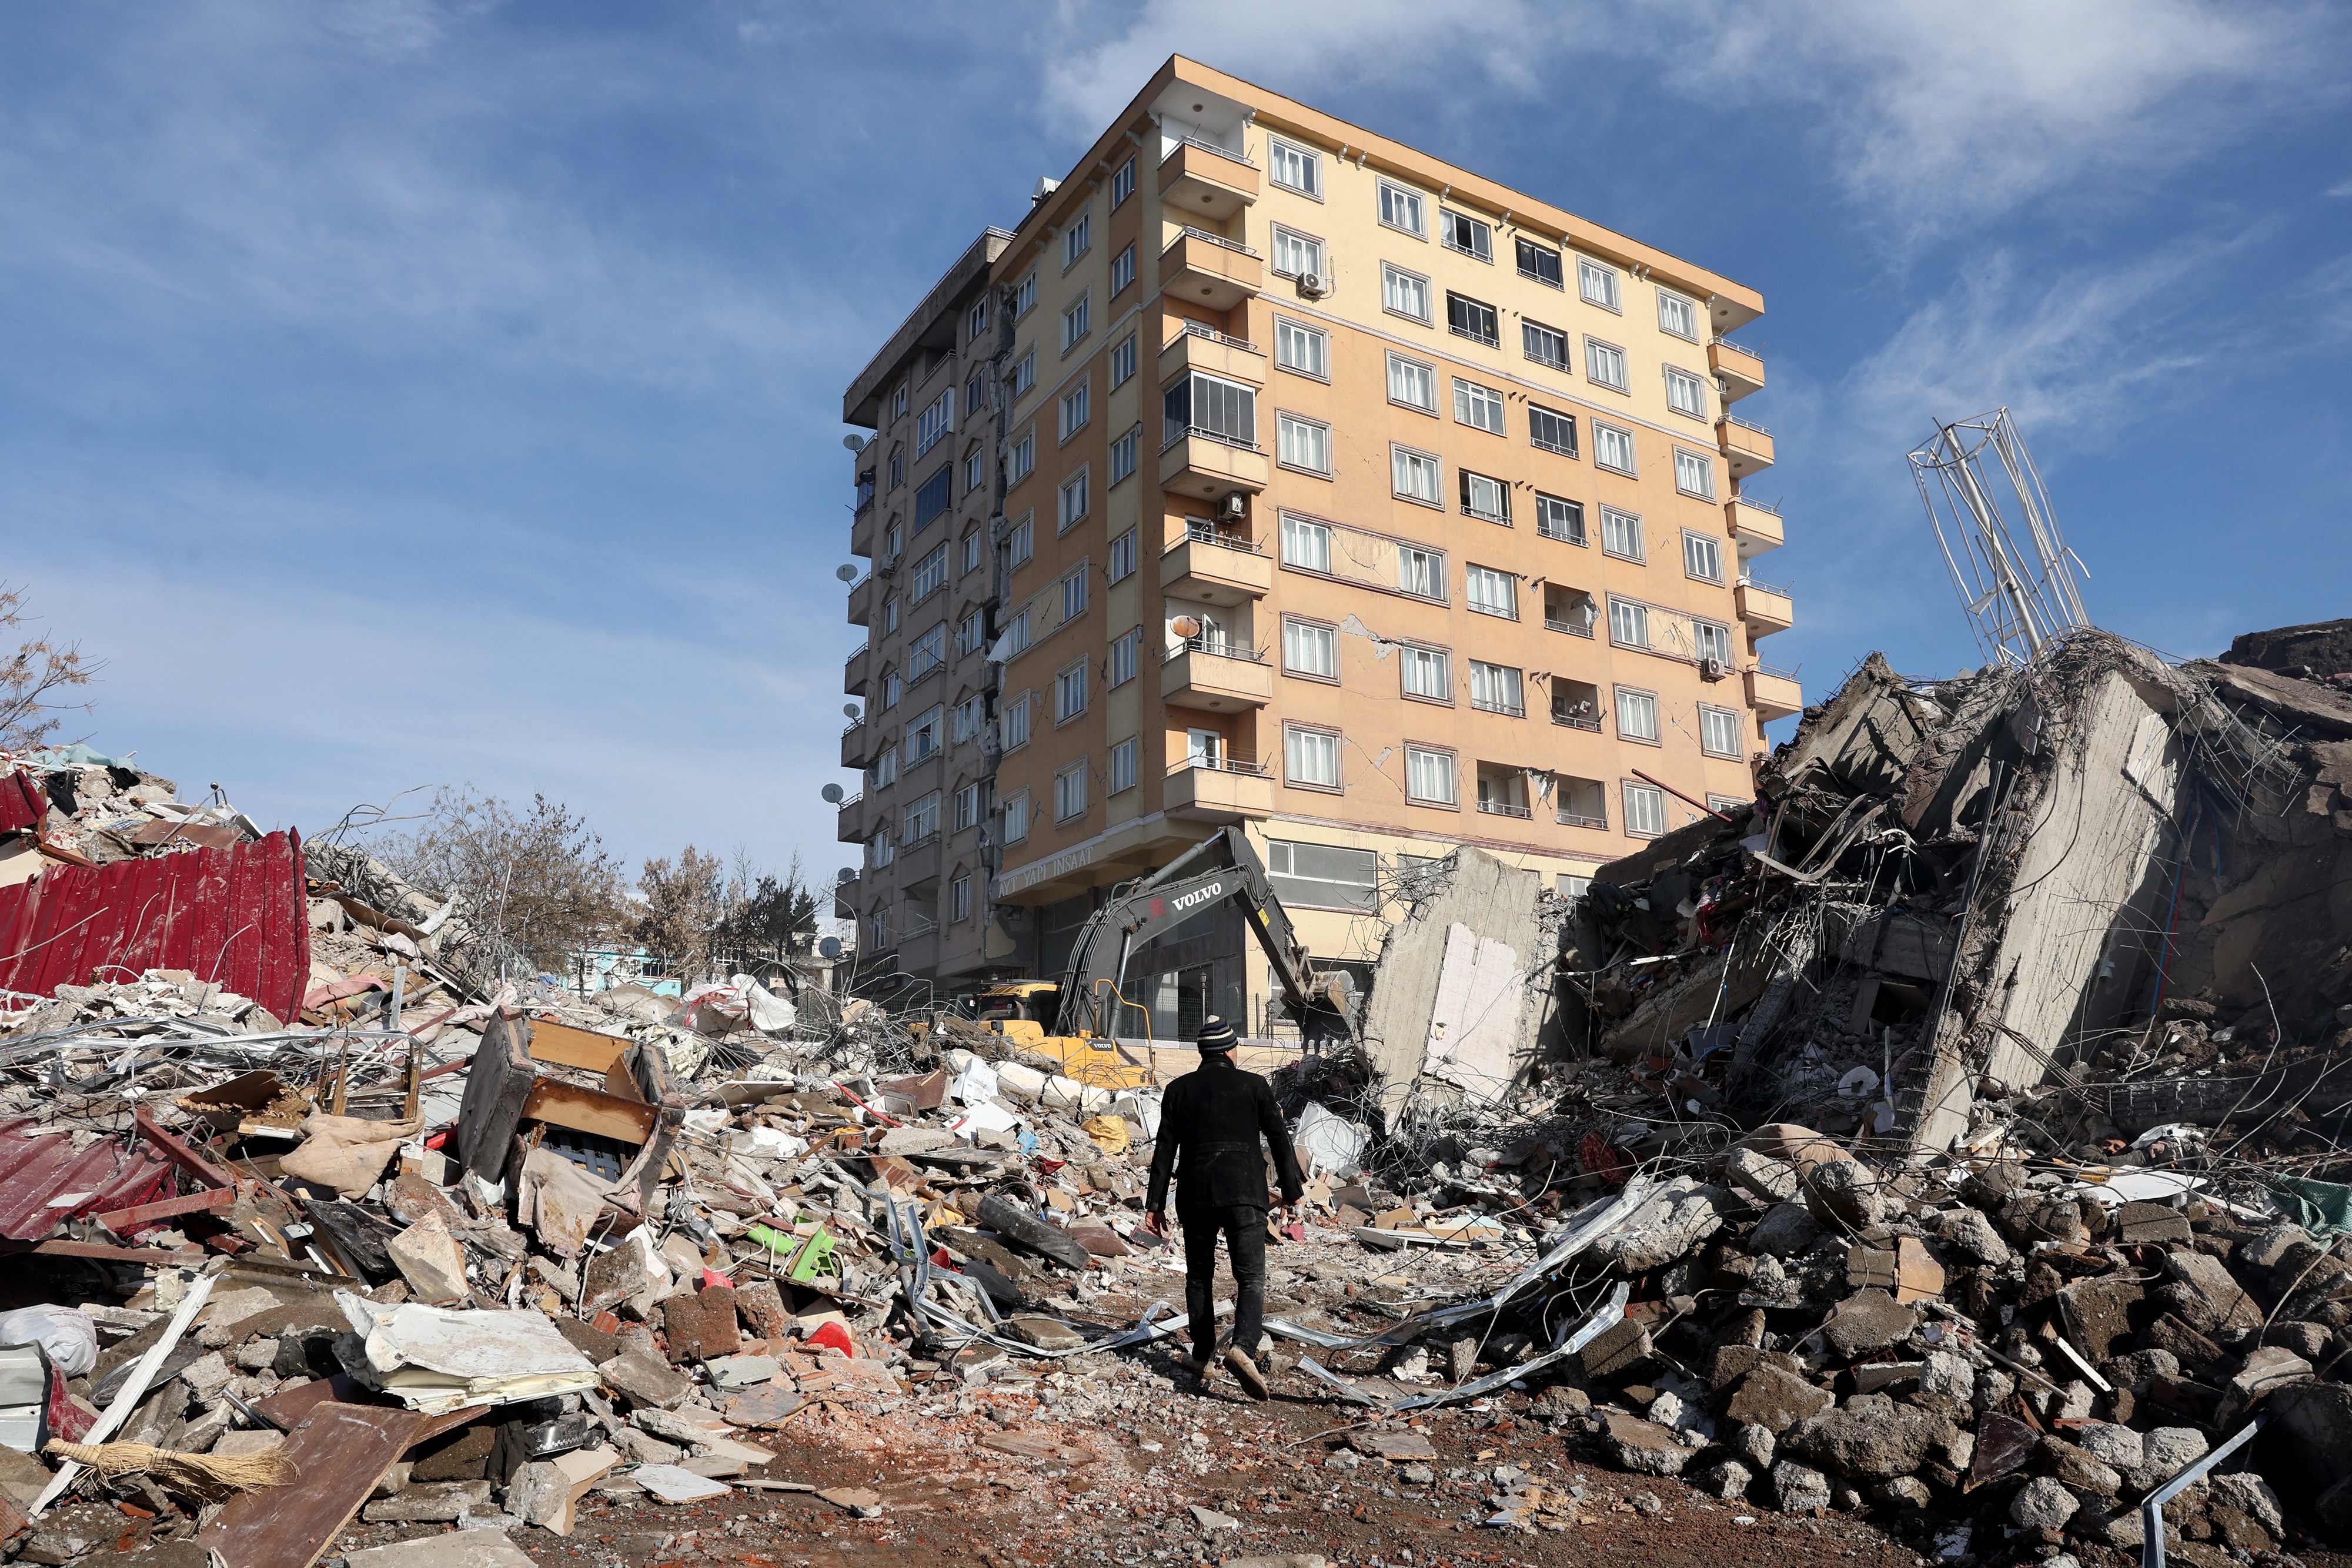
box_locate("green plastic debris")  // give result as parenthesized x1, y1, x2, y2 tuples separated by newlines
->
(2269, 1176, 2352, 1238)
(746, 1222, 837, 1282)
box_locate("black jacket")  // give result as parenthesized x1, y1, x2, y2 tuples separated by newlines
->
(1147, 1055, 1306, 1215)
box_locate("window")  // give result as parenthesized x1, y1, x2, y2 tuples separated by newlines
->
(1516, 236, 1563, 288)
(916, 388, 956, 457)
(866, 908, 888, 951)
(1387, 352, 1436, 412)
(1110, 242, 1136, 296)
(1057, 469, 1089, 531)
(1469, 660, 1525, 716)
(1700, 704, 1745, 758)
(912, 542, 948, 600)
(1003, 791, 1030, 842)
(1001, 607, 1030, 656)
(1615, 686, 1661, 742)
(1000, 693, 1031, 749)
(967, 367, 988, 412)
(1009, 428, 1035, 482)
(1012, 271, 1037, 319)
(1282, 617, 1338, 680)
(1522, 320, 1570, 371)
(1060, 563, 1088, 620)
(1391, 444, 1441, 504)
(904, 790, 940, 842)
(1278, 412, 1331, 474)
(1268, 137, 1320, 198)
(1267, 839, 1378, 911)
(956, 609, 983, 656)
(1461, 470, 1509, 524)
(1108, 738, 1138, 794)
(967, 295, 989, 341)
(1439, 208, 1492, 262)
(1285, 724, 1341, 788)
(1454, 377, 1506, 434)
(913, 465, 952, 531)
(1665, 365, 1709, 420)
(1398, 544, 1444, 599)
(963, 530, 985, 575)
(1536, 492, 1586, 544)
(1275, 317, 1328, 378)
(1585, 337, 1629, 392)
(1658, 289, 1700, 341)
(1675, 448, 1717, 500)
(1593, 422, 1638, 476)
(1063, 211, 1090, 269)
(1624, 781, 1667, 837)
(881, 596, 900, 636)
(908, 622, 947, 680)
(1382, 263, 1431, 322)
(1108, 332, 1137, 388)
(1446, 292, 1498, 347)
(965, 447, 985, 493)
(887, 447, 904, 489)
(891, 383, 909, 422)
(1109, 424, 1140, 484)
(1107, 529, 1137, 583)
(907, 704, 943, 761)
(1400, 644, 1450, 701)
(1061, 292, 1089, 352)
(950, 874, 971, 922)
(1466, 563, 1518, 618)
(1378, 180, 1425, 236)
(1683, 530, 1725, 583)
(1271, 225, 1324, 279)
(1111, 156, 1135, 207)
(1108, 626, 1140, 686)
(1695, 620, 1733, 664)
(1162, 372, 1257, 446)
(1708, 794, 1750, 815)
(1007, 514, 1033, 567)
(1281, 513, 1331, 573)
(1578, 257, 1620, 311)
(1055, 761, 1087, 821)
(1405, 745, 1458, 806)
(1010, 349, 1035, 398)
(1055, 658, 1088, 723)
(953, 694, 981, 742)
(954, 781, 981, 829)
(1609, 597, 1650, 648)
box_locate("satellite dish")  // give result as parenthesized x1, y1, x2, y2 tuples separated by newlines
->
(835, 564, 859, 583)
(1170, 614, 1202, 639)
(843, 703, 860, 720)
(821, 783, 844, 804)
(837, 867, 856, 884)
(841, 434, 867, 453)
(818, 935, 843, 959)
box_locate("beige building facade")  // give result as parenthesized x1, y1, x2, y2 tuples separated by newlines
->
(841, 59, 1796, 1032)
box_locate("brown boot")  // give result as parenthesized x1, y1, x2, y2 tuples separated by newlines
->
(1222, 1344, 1268, 1400)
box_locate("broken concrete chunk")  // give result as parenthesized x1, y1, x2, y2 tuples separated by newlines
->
(387, 1212, 472, 1305)
(1816, 1288, 1916, 1359)
(1577, 1318, 1653, 1383)
(361, 1479, 493, 1523)
(2161, 1248, 2263, 1337)
(1001, 1315, 1088, 1352)
(1722, 1145, 1800, 1205)
(1785, 1393, 1952, 1480)
(1719, 1366, 1832, 1436)
(2012, 1475, 2079, 1531)
(1804, 1159, 1896, 1231)
(507, 1445, 617, 1534)
(1597, 1412, 1689, 1477)
(1748, 1203, 1824, 1259)
(1770, 1460, 1830, 1515)
(1589, 1178, 1726, 1273)
(2113, 1201, 2193, 1246)
(599, 1343, 695, 1410)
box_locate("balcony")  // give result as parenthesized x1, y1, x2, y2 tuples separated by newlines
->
(844, 641, 871, 697)
(1475, 798, 1533, 820)
(840, 720, 870, 768)
(1159, 426, 1269, 500)
(1161, 227, 1262, 312)
(1165, 755, 1274, 822)
(1160, 320, 1265, 387)
(834, 790, 864, 844)
(1747, 664, 1803, 721)
(1161, 638, 1273, 713)
(1736, 576, 1795, 637)
(1160, 138, 1259, 222)
(846, 573, 874, 627)
(1160, 526, 1272, 605)
(833, 871, 858, 921)
(1727, 496, 1783, 556)
(1708, 337, 1765, 402)
(1718, 414, 1776, 480)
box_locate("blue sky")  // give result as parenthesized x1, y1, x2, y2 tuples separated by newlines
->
(4, 1, 2347, 884)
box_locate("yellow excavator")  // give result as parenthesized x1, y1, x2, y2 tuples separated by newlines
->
(950, 826, 1353, 1089)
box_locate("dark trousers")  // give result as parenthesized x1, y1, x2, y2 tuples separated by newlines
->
(1181, 1203, 1267, 1357)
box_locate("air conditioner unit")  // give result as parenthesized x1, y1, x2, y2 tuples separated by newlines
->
(1699, 657, 1728, 682)
(1297, 272, 1329, 298)
(1215, 492, 1248, 521)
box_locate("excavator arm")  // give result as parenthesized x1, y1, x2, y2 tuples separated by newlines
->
(1053, 826, 1352, 1045)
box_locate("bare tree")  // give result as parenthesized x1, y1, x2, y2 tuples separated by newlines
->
(635, 844, 729, 985)
(379, 788, 627, 975)
(1, 583, 97, 753)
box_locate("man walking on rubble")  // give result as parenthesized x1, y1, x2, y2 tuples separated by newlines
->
(1145, 1015, 1305, 1400)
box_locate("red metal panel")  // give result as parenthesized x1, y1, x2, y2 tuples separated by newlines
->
(0, 830, 309, 1020)
(0, 1117, 176, 1242)
(0, 771, 45, 836)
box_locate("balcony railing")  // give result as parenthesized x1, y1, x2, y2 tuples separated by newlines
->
(1162, 134, 1255, 168)
(1536, 517, 1586, 544)
(1470, 696, 1526, 718)
(1475, 798, 1533, 819)
(1726, 413, 1772, 436)
(1161, 422, 1263, 453)
(900, 828, 940, 854)
(1753, 660, 1800, 681)
(1712, 334, 1762, 359)
(845, 641, 868, 666)
(1557, 809, 1608, 830)
(1552, 708, 1603, 732)
(1545, 614, 1597, 638)
(1460, 502, 1510, 525)
(1739, 575, 1793, 596)
(1164, 637, 1264, 664)
(1448, 323, 1500, 349)
(1169, 753, 1268, 777)
(837, 790, 863, 810)
(841, 718, 861, 737)
(1166, 225, 1259, 258)
(1179, 320, 1261, 355)
(1178, 519, 1262, 552)
(1732, 493, 1782, 516)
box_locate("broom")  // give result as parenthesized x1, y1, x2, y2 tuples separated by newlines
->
(44, 1439, 298, 1503)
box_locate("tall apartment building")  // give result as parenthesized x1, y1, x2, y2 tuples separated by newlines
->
(840, 58, 1796, 1032)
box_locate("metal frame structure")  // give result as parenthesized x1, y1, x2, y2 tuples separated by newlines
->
(1909, 407, 2091, 668)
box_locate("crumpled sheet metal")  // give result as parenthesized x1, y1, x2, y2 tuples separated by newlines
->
(0, 1115, 176, 1241)
(1295, 1282, 1631, 1413)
